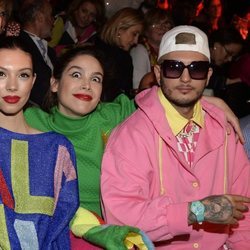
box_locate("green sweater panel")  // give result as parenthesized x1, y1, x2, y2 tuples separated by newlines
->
(24, 94, 136, 217)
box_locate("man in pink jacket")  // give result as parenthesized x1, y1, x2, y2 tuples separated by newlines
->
(101, 25, 250, 249)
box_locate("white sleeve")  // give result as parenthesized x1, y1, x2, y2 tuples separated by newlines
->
(130, 44, 151, 89)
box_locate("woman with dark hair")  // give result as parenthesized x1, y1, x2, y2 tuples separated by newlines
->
(26, 45, 135, 217)
(209, 27, 243, 66)
(207, 27, 249, 117)
(0, 36, 79, 249)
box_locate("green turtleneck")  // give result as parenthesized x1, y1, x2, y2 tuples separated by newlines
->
(24, 94, 136, 216)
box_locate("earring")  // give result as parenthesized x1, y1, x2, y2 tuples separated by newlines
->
(117, 33, 120, 38)
(213, 47, 217, 50)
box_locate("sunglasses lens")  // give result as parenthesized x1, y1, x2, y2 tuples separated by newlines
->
(161, 60, 209, 80)
(161, 60, 183, 78)
(188, 61, 209, 80)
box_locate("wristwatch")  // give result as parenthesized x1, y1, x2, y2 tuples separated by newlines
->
(190, 201, 205, 224)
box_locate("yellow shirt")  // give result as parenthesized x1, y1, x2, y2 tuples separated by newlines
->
(157, 88, 204, 135)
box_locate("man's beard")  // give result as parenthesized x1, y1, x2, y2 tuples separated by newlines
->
(160, 80, 204, 108)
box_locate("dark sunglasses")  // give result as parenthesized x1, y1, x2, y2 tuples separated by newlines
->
(161, 60, 210, 80)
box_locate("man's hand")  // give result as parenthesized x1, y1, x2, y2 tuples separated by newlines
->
(189, 195, 250, 225)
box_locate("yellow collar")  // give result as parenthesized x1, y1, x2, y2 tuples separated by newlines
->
(158, 88, 204, 135)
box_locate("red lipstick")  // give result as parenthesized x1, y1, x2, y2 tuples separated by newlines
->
(3, 95, 21, 104)
(73, 94, 93, 101)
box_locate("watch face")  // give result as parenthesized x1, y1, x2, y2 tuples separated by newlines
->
(196, 204, 204, 213)
(191, 201, 205, 222)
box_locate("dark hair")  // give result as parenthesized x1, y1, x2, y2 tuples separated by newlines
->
(0, 36, 34, 68)
(42, 44, 106, 112)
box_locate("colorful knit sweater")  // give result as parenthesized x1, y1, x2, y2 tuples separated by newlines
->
(24, 94, 136, 217)
(0, 128, 78, 249)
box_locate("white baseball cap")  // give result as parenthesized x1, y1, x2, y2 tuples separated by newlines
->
(158, 25, 210, 62)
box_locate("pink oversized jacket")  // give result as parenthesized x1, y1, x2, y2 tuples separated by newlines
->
(101, 86, 250, 250)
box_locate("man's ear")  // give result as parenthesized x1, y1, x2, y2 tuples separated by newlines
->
(154, 64, 161, 85)
(206, 67, 213, 87)
(50, 77, 59, 93)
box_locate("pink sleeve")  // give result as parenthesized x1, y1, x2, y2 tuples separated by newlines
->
(101, 149, 192, 242)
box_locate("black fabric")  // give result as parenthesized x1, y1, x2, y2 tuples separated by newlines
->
(57, 31, 75, 47)
(208, 64, 250, 118)
(222, 82, 250, 118)
(207, 64, 227, 97)
(92, 37, 134, 102)
(18, 31, 57, 106)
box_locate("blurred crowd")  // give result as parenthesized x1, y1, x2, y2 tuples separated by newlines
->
(0, 0, 249, 116)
